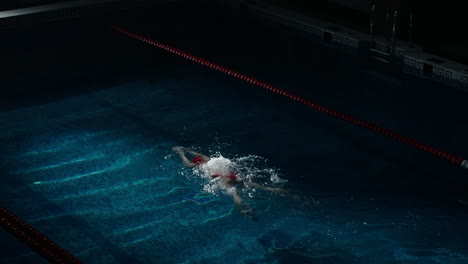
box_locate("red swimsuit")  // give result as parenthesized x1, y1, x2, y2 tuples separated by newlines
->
(192, 156, 204, 164)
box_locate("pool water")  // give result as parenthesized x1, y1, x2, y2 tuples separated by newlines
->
(1, 3, 468, 264)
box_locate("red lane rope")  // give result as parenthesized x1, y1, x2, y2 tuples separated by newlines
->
(108, 23, 468, 169)
(0, 207, 82, 264)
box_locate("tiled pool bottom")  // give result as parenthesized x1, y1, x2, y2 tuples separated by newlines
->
(1, 77, 468, 264)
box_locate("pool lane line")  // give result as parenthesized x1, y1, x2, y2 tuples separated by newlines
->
(107, 23, 468, 170)
(0, 207, 82, 264)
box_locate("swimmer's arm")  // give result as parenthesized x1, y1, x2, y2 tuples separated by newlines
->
(172, 147, 208, 160)
(173, 147, 197, 167)
(180, 155, 197, 167)
(186, 150, 210, 160)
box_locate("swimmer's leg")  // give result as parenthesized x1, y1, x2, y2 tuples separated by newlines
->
(232, 191, 256, 219)
(232, 191, 244, 209)
(247, 182, 289, 195)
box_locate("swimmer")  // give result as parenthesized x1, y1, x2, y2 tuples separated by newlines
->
(172, 146, 287, 217)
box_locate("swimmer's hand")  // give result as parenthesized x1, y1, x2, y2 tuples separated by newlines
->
(172, 146, 184, 153)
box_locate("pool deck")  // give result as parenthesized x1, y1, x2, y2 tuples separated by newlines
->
(1, 0, 467, 93)
(242, 1, 468, 93)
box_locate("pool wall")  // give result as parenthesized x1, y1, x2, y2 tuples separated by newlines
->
(0, 0, 173, 29)
(241, 1, 468, 93)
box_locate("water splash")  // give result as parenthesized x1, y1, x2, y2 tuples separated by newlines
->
(233, 154, 287, 184)
(176, 152, 287, 197)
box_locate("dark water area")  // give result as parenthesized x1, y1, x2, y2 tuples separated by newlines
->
(1, 3, 468, 263)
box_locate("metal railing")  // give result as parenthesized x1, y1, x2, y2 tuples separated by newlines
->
(368, 1, 414, 63)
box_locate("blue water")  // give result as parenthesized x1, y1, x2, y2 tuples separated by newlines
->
(1, 3, 468, 264)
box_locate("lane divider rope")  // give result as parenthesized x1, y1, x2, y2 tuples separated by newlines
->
(107, 23, 468, 169)
(0, 207, 82, 264)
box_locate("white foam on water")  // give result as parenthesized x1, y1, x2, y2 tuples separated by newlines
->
(199, 155, 234, 179)
(184, 152, 286, 197)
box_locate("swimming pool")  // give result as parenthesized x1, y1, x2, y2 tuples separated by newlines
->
(1, 2, 468, 264)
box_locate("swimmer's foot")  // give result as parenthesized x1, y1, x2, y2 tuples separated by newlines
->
(241, 208, 257, 220)
(273, 188, 289, 195)
(241, 208, 252, 215)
